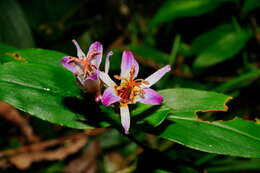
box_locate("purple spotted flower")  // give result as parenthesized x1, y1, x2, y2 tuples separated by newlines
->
(61, 40, 112, 102)
(99, 51, 171, 134)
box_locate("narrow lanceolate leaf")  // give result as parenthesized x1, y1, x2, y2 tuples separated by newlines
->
(191, 24, 234, 55)
(150, 0, 238, 26)
(129, 44, 169, 66)
(214, 70, 260, 93)
(0, 0, 34, 48)
(193, 24, 252, 68)
(132, 103, 171, 127)
(159, 88, 232, 118)
(243, 0, 260, 12)
(160, 117, 260, 158)
(0, 62, 92, 129)
(207, 159, 260, 172)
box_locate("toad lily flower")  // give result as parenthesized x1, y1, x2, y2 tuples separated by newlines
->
(99, 51, 171, 134)
(61, 40, 112, 102)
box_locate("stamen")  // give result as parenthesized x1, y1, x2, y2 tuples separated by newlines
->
(142, 80, 150, 85)
(87, 51, 100, 61)
(67, 56, 80, 64)
(114, 65, 149, 104)
(129, 65, 135, 81)
(114, 75, 122, 80)
(91, 64, 97, 70)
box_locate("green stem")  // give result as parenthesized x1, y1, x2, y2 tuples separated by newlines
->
(168, 34, 181, 66)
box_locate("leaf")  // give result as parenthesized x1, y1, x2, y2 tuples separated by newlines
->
(214, 70, 260, 93)
(0, 62, 91, 129)
(142, 107, 170, 127)
(159, 88, 232, 118)
(153, 170, 172, 173)
(132, 103, 171, 127)
(129, 44, 169, 65)
(193, 24, 252, 68)
(100, 103, 170, 128)
(0, 0, 34, 48)
(191, 24, 233, 55)
(160, 117, 260, 158)
(0, 48, 66, 68)
(0, 44, 19, 63)
(150, 0, 238, 26)
(243, 0, 260, 12)
(0, 47, 84, 128)
(208, 159, 260, 172)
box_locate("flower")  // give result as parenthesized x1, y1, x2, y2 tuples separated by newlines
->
(61, 40, 112, 102)
(99, 51, 171, 134)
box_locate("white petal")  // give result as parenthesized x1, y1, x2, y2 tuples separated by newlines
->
(120, 105, 130, 134)
(105, 51, 113, 74)
(72, 39, 85, 59)
(143, 65, 171, 88)
(98, 71, 116, 87)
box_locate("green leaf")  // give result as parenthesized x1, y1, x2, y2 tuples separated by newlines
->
(214, 70, 260, 93)
(0, 44, 19, 63)
(191, 24, 233, 55)
(132, 103, 171, 127)
(208, 159, 260, 172)
(243, 0, 260, 12)
(193, 24, 252, 68)
(159, 88, 232, 118)
(0, 0, 34, 48)
(150, 0, 238, 26)
(0, 48, 66, 68)
(153, 170, 172, 173)
(160, 117, 260, 158)
(101, 103, 170, 128)
(0, 62, 91, 129)
(129, 44, 169, 66)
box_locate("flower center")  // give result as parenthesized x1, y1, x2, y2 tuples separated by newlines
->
(81, 59, 96, 76)
(114, 66, 149, 105)
(68, 50, 100, 76)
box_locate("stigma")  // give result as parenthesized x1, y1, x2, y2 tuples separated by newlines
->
(67, 50, 101, 77)
(114, 66, 149, 105)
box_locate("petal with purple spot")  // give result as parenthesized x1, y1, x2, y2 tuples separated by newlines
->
(143, 65, 171, 88)
(72, 40, 86, 59)
(88, 41, 103, 68)
(61, 56, 82, 75)
(137, 88, 163, 105)
(120, 51, 139, 79)
(120, 105, 130, 134)
(101, 87, 120, 106)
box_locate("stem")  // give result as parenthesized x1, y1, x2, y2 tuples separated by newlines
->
(231, 17, 242, 32)
(168, 34, 181, 66)
(101, 107, 204, 171)
(116, 126, 150, 150)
